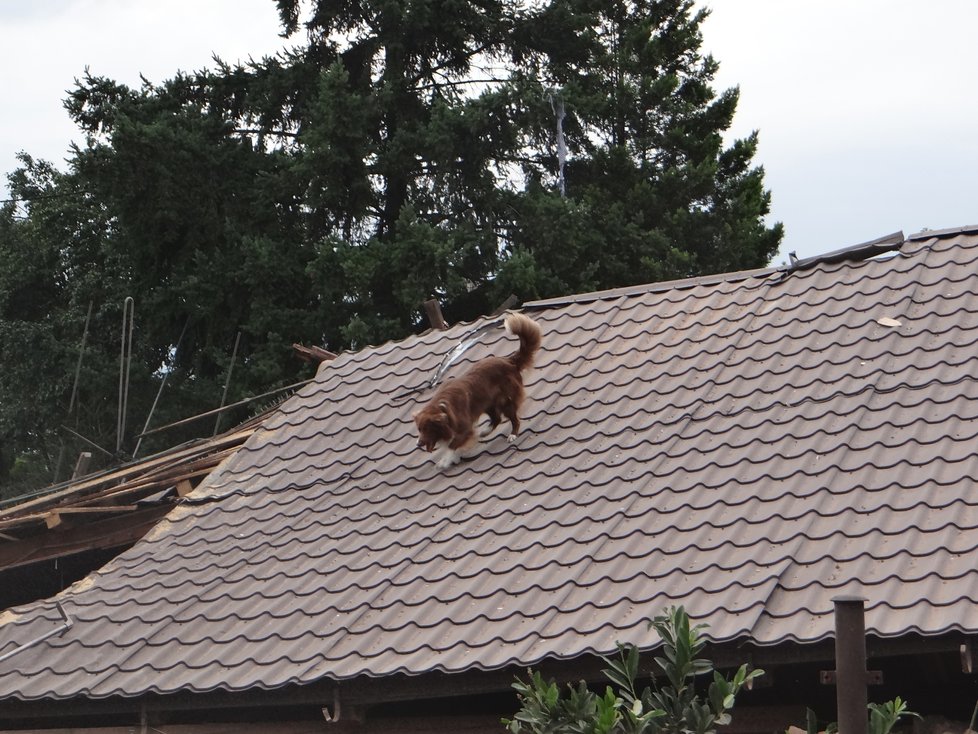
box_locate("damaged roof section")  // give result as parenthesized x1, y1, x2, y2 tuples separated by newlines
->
(0, 411, 274, 597)
(0, 226, 977, 701)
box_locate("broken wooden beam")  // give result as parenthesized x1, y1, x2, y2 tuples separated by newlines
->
(0, 425, 256, 524)
(45, 505, 140, 529)
(423, 299, 449, 330)
(292, 343, 338, 364)
(0, 505, 171, 572)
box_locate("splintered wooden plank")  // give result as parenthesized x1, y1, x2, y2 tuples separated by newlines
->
(49, 506, 139, 515)
(44, 505, 140, 530)
(0, 445, 239, 533)
(86, 450, 239, 504)
(292, 343, 338, 363)
(0, 513, 52, 531)
(0, 427, 256, 521)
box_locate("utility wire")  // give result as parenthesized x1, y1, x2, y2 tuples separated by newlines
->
(0, 190, 90, 206)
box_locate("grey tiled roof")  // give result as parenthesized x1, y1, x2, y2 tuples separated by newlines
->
(1, 227, 978, 701)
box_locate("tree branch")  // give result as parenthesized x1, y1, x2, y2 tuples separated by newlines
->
(412, 77, 509, 92)
(233, 128, 300, 139)
(409, 42, 494, 85)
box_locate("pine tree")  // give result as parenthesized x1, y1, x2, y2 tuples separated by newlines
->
(495, 0, 782, 299)
(0, 0, 781, 490)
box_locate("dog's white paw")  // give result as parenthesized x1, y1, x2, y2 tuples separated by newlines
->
(435, 450, 461, 468)
(507, 433, 517, 444)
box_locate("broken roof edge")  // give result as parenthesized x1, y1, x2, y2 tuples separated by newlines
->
(907, 223, 978, 241)
(523, 229, 914, 310)
(784, 230, 905, 272)
(330, 223, 978, 354)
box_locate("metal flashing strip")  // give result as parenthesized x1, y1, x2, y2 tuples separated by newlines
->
(428, 318, 504, 388)
(908, 224, 978, 241)
(0, 603, 72, 665)
(785, 231, 905, 272)
(524, 231, 910, 311)
(524, 266, 777, 310)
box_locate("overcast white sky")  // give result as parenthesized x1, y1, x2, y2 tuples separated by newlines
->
(2, 1, 976, 265)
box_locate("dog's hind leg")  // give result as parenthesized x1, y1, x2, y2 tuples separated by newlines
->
(502, 405, 520, 444)
(479, 407, 502, 438)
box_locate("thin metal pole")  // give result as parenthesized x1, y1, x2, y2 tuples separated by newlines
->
(59, 425, 114, 459)
(117, 297, 135, 454)
(55, 300, 94, 483)
(833, 595, 868, 734)
(214, 331, 242, 436)
(68, 301, 93, 419)
(132, 316, 191, 459)
(550, 92, 567, 197)
(0, 602, 72, 665)
(136, 379, 313, 439)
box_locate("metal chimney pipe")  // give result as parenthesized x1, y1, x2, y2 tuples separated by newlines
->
(833, 595, 868, 734)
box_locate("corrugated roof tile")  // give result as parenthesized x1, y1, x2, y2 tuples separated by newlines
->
(3, 228, 978, 700)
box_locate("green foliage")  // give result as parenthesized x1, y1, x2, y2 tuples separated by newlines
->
(503, 606, 762, 734)
(869, 699, 919, 734)
(799, 698, 919, 734)
(800, 707, 837, 734)
(0, 0, 782, 491)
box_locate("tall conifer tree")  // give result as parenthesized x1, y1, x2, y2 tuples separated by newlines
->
(0, 0, 781, 491)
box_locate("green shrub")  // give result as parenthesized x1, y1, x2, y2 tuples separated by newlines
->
(503, 606, 762, 734)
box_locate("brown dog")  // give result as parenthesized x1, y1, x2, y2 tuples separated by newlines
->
(415, 313, 541, 468)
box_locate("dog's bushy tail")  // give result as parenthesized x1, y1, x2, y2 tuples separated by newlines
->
(505, 313, 541, 372)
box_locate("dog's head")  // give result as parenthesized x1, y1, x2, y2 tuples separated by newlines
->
(414, 401, 453, 452)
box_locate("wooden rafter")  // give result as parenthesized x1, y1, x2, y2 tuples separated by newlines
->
(0, 506, 172, 572)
